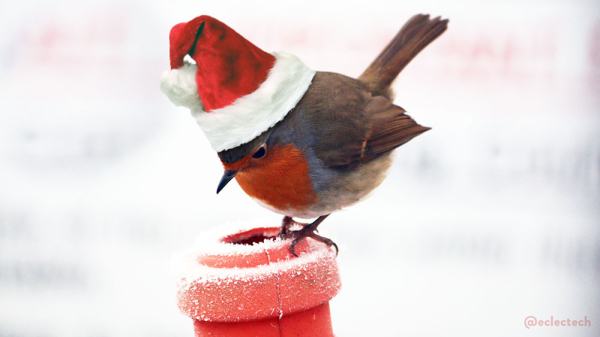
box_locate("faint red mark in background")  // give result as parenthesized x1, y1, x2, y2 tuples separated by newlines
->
(436, 25, 557, 83)
(19, 6, 128, 73)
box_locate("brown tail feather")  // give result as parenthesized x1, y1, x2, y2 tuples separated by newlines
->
(358, 14, 448, 96)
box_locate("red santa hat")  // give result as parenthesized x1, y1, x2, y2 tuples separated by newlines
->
(160, 15, 315, 152)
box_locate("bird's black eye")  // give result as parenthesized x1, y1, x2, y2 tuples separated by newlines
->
(252, 145, 266, 159)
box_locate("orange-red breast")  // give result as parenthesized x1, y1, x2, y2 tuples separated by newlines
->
(161, 14, 448, 255)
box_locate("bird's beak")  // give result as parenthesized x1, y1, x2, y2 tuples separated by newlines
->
(216, 170, 238, 194)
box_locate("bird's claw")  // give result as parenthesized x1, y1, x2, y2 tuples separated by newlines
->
(279, 215, 337, 257)
(289, 231, 339, 257)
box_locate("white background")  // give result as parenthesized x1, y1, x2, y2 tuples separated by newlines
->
(0, 0, 599, 336)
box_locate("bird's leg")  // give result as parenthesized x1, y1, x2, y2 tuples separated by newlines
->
(279, 216, 297, 237)
(283, 214, 338, 257)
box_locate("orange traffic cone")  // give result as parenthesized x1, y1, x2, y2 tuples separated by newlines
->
(174, 224, 341, 336)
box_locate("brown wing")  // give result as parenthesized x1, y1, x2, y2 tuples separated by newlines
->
(364, 95, 431, 158)
(317, 94, 430, 170)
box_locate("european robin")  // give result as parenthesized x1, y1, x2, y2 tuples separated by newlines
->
(161, 14, 448, 255)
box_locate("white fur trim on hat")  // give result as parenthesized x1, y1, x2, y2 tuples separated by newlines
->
(161, 52, 315, 152)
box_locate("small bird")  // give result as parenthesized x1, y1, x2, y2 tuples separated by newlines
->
(161, 14, 448, 255)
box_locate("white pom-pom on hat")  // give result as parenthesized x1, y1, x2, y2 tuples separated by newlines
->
(160, 61, 204, 113)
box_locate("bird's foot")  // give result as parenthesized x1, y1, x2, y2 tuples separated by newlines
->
(278, 216, 299, 237)
(278, 215, 338, 257)
(289, 228, 339, 258)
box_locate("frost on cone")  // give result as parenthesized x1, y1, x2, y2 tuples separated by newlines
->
(160, 62, 204, 114)
(172, 222, 340, 336)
